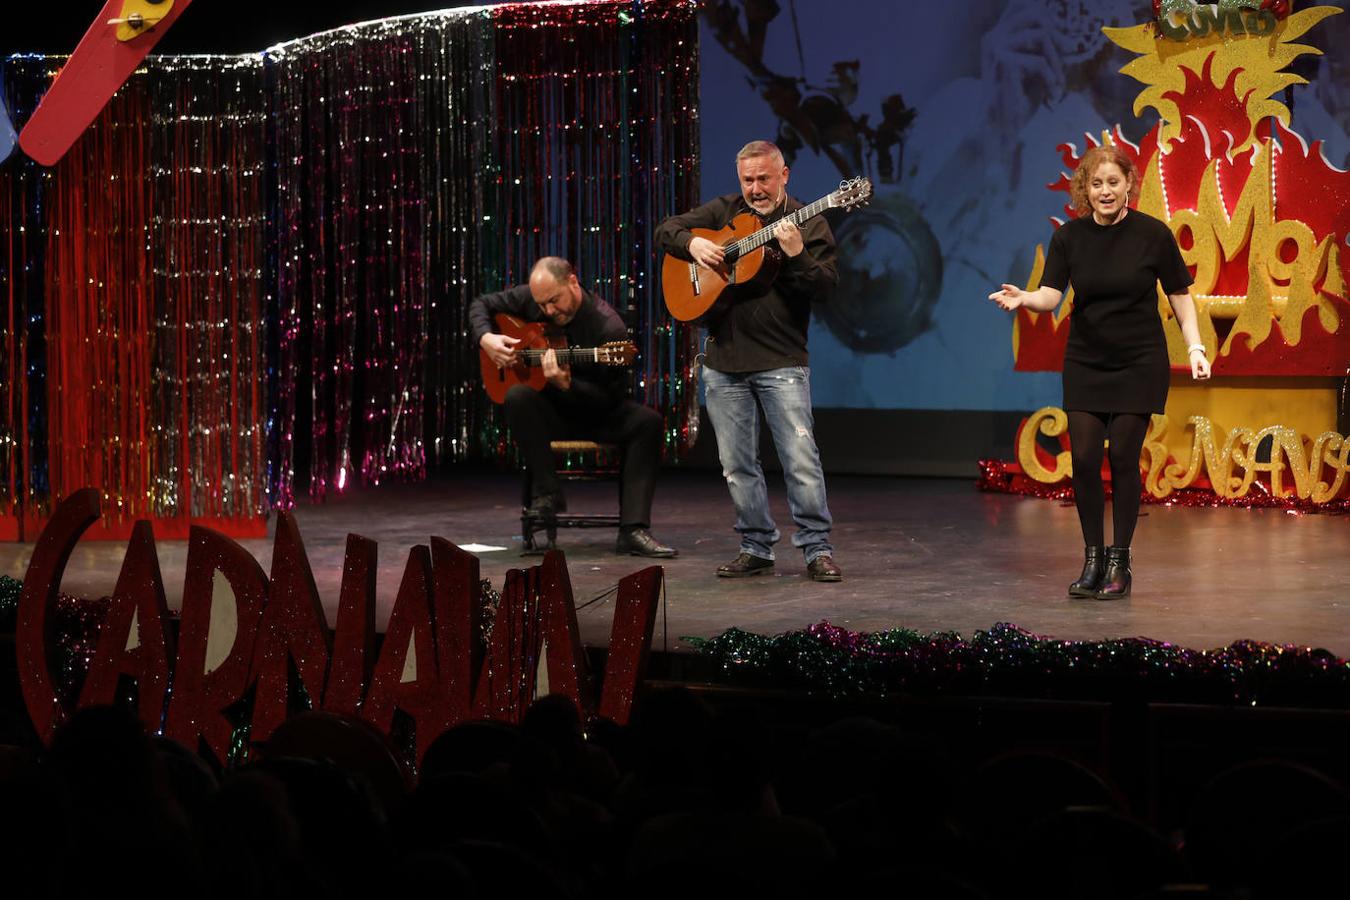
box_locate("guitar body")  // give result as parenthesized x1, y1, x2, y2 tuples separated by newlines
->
(480, 314, 560, 404)
(660, 178, 873, 322)
(662, 213, 779, 322)
(480, 312, 637, 404)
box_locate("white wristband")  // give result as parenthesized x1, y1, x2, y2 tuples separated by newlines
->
(1187, 343, 1206, 354)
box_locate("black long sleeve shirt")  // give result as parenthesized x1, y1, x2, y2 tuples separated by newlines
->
(467, 284, 630, 414)
(655, 192, 838, 373)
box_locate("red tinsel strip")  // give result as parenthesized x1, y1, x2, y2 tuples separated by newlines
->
(29, 58, 269, 535)
(47, 83, 154, 529)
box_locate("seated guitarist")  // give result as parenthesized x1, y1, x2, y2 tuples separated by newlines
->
(469, 256, 677, 558)
(655, 140, 842, 582)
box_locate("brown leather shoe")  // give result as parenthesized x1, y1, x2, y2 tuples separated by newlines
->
(807, 555, 842, 582)
(716, 553, 773, 578)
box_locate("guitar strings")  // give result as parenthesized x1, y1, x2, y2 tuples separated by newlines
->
(718, 179, 868, 259)
(724, 195, 833, 257)
(515, 343, 629, 364)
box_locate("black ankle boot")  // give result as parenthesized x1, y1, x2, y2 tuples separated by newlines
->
(1095, 546, 1131, 599)
(1068, 545, 1106, 598)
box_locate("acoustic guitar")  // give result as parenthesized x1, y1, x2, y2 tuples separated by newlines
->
(661, 176, 872, 321)
(480, 313, 637, 404)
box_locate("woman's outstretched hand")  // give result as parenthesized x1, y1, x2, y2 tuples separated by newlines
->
(988, 283, 1026, 311)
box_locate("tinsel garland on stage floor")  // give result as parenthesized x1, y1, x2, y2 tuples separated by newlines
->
(4, 572, 1349, 714)
(688, 621, 1350, 709)
(977, 458, 1350, 514)
(0, 575, 108, 706)
(0, 0, 701, 531)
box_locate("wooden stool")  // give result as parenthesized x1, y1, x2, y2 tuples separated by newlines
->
(520, 440, 622, 554)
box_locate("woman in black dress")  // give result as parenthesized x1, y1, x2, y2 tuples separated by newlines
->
(989, 144, 1211, 599)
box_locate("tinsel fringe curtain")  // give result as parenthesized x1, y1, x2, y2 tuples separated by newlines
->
(0, 0, 700, 536)
(1, 55, 269, 538)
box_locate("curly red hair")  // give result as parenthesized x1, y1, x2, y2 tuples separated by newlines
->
(1069, 145, 1139, 217)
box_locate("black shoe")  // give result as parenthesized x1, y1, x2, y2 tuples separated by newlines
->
(1068, 545, 1106, 598)
(716, 553, 773, 578)
(807, 555, 843, 582)
(525, 491, 567, 520)
(616, 527, 678, 558)
(1094, 546, 1131, 600)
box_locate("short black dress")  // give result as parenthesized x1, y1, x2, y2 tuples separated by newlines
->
(1039, 210, 1193, 415)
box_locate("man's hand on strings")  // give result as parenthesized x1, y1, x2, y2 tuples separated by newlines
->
(542, 348, 571, 391)
(480, 332, 520, 367)
(773, 220, 803, 257)
(688, 236, 726, 269)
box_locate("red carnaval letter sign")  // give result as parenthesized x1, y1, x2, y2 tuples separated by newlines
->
(18, 491, 663, 764)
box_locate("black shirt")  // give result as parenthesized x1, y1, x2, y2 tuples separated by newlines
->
(1040, 210, 1194, 369)
(655, 192, 837, 373)
(467, 284, 629, 414)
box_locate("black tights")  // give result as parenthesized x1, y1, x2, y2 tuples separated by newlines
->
(1067, 411, 1151, 548)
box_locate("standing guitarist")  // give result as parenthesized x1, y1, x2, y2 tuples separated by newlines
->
(469, 257, 677, 558)
(655, 141, 841, 582)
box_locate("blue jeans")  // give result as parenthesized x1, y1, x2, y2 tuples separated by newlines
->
(703, 365, 834, 563)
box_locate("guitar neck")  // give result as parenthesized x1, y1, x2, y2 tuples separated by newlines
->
(728, 195, 833, 259)
(518, 347, 610, 366)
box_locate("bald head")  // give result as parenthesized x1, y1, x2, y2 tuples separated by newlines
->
(530, 256, 574, 282)
(528, 257, 583, 326)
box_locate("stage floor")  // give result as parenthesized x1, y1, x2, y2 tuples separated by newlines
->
(4, 470, 1349, 656)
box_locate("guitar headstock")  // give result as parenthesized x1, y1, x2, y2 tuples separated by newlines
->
(598, 341, 638, 365)
(829, 176, 872, 212)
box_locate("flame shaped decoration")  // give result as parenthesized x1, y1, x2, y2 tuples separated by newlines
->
(1106, 3, 1339, 156)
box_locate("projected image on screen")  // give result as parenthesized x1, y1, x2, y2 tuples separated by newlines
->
(698, 0, 1147, 411)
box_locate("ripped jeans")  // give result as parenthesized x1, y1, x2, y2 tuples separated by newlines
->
(703, 365, 834, 563)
